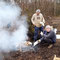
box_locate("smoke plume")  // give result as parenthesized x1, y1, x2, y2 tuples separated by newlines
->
(0, 1, 28, 52)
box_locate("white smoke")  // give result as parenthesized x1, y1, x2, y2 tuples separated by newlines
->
(0, 1, 21, 28)
(0, 1, 28, 52)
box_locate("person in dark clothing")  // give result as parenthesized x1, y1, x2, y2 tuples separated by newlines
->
(40, 25, 56, 48)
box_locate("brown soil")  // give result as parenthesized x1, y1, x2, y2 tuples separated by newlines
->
(1, 16, 60, 60)
(3, 40, 60, 60)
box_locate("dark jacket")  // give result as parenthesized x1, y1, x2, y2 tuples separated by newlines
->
(43, 30, 56, 43)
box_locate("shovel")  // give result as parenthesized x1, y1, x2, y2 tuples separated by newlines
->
(33, 39, 41, 46)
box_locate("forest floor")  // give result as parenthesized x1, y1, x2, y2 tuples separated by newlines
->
(4, 40, 60, 60)
(1, 16, 60, 60)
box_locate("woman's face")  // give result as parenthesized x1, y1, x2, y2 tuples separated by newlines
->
(46, 28, 51, 32)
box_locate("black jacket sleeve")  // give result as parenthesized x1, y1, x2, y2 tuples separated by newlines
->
(43, 31, 54, 39)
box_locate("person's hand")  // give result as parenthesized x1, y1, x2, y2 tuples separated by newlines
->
(40, 22, 44, 26)
(33, 22, 36, 26)
(40, 32, 43, 36)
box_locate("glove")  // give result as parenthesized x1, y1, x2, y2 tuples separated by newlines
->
(40, 32, 43, 36)
(40, 22, 44, 26)
(33, 22, 36, 26)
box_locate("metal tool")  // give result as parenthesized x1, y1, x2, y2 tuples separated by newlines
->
(33, 39, 41, 46)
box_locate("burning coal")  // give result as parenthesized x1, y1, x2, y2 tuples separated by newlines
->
(0, 1, 29, 52)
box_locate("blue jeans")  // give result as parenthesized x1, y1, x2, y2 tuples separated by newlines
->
(34, 26, 44, 41)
